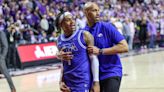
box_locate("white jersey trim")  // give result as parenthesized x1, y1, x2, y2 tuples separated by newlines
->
(85, 89, 89, 92)
(78, 30, 86, 49)
(61, 30, 78, 41)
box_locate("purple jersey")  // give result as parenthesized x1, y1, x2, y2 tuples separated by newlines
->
(84, 21, 124, 80)
(57, 30, 91, 91)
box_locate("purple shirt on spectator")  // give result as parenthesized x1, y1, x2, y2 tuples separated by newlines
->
(147, 21, 157, 35)
(39, 5, 47, 15)
(26, 13, 36, 26)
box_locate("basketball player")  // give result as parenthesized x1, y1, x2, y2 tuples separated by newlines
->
(83, 2, 129, 92)
(0, 30, 16, 92)
(56, 12, 100, 92)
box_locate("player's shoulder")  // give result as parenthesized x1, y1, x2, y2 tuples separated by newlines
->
(78, 29, 92, 41)
(101, 21, 118, 32)
(78, 29, 90, 35)
(99, 21, 113, 27)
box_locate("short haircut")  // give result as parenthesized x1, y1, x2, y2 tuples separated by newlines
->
(83, 2, 94, 11)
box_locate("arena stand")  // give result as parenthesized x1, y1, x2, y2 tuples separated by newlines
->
(0, 0, 163, 70)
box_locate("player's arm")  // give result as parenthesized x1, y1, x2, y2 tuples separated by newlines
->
(83, 31, 100, 92)
(59, 64, 70, 92)
(56, 45, 73, 62)
(88, 39, 128, 55)
(101, 39, 128, 55)
(83, 31, 99, 82)
(59, 65, 64, 84)
(87, 23, 128, 55)
(57, 45, 70, 91)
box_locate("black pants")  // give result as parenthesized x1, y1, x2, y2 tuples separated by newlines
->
(100, 76, 121, 92)
(6, 44, 17, 69)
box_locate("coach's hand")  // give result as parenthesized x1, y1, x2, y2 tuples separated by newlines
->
(88, 46, 100, 55)
(60, 82, 70, 92)
(91, 82, 100, 92)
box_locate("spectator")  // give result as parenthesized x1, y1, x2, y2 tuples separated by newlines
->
(138, 16, 148, 49)
(49, 31, 58, 42)
(6, 24, 20, 69)
(147, 16, 157, 48)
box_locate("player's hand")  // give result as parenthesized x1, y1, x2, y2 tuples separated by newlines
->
(57, 49, 73, 61)
(91, 82, 100, 92)
(59, 82, 71, 92)
(88, 46, 100, 55)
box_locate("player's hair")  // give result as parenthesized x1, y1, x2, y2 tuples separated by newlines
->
(55, 9, 64, 34)
(55, 13, 63, 32)
(55, 10, 72, 35)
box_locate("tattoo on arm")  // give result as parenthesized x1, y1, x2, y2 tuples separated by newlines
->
(83, 31, 94, 46)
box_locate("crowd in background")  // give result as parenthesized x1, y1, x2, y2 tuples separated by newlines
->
(0, 0, 163, 68)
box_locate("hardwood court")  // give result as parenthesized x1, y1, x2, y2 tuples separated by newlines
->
(0, 51, 164, 92)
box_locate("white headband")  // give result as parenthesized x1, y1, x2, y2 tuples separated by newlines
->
(59, 12, 72, 24)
